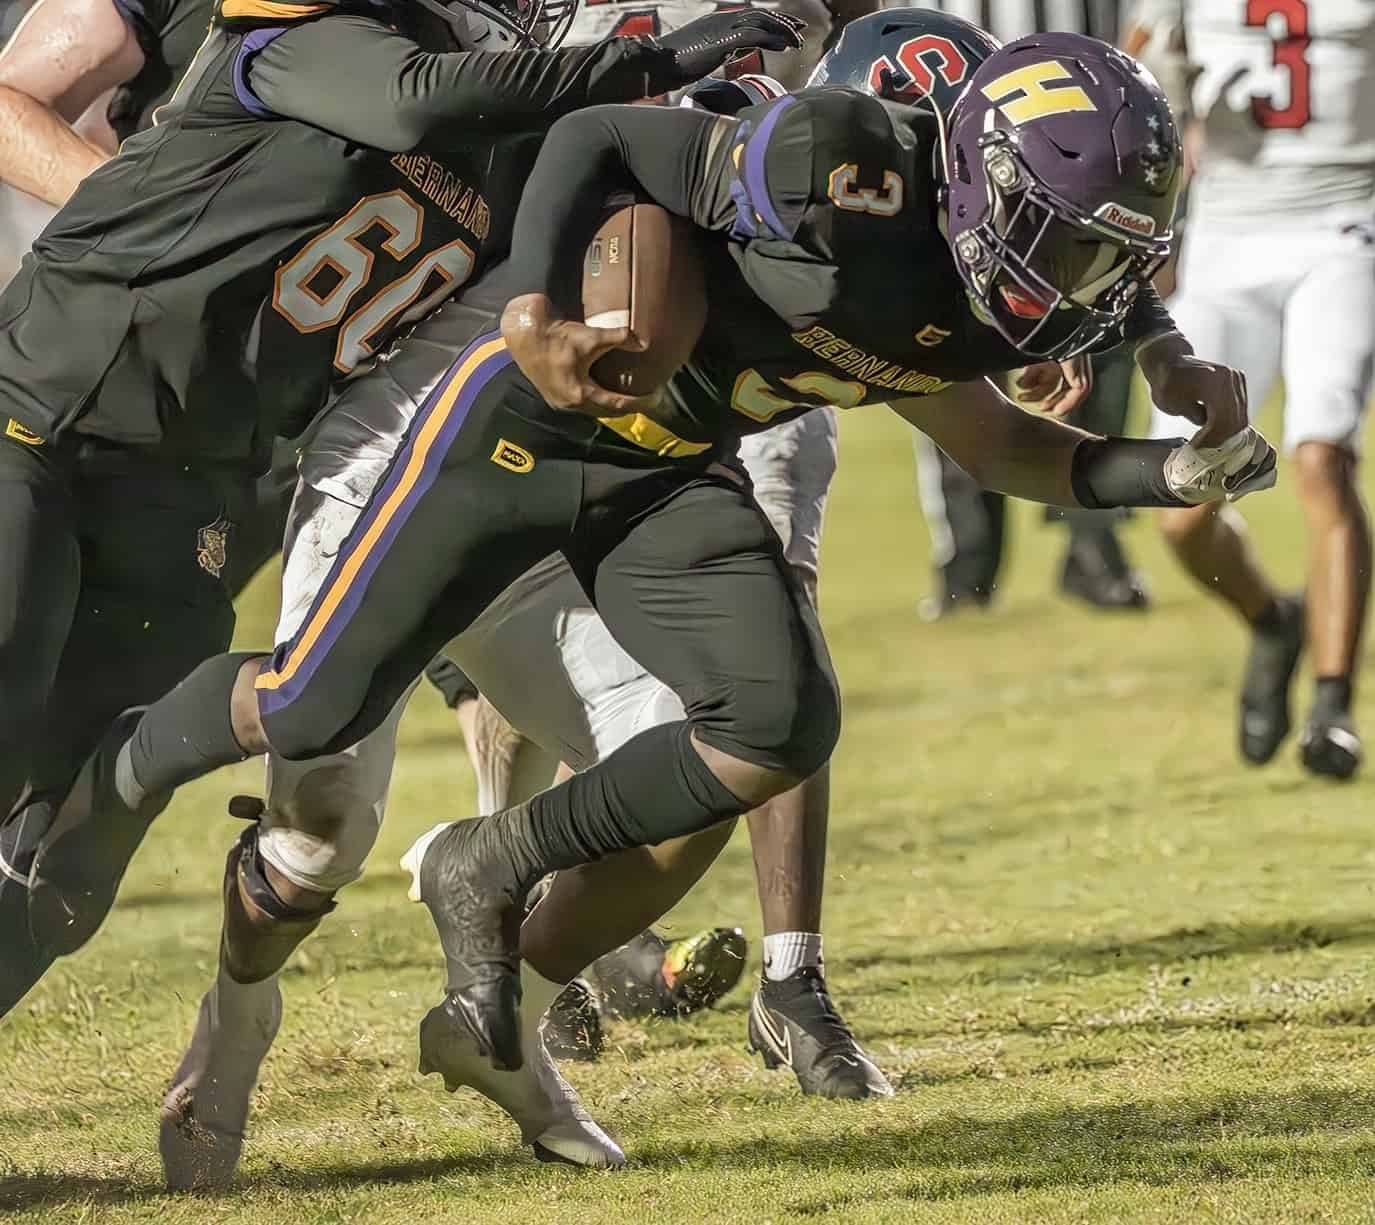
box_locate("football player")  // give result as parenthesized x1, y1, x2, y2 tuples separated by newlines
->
(0, 0, 802, 1013)
(50, 31, 1277, 1110)
(0, 0, 745, 1049)
(0, 0, 318, 852)
(1136, 0, 1375, 779)
(420, 10, 896, 1098)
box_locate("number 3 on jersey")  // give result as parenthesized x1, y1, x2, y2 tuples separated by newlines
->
(274, 190, 475, 375)
(1246, 0, 1311, 129)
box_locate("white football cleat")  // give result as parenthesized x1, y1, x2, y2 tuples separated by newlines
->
(159, 975, 282, 1191)
(418, 998, 626, 1168)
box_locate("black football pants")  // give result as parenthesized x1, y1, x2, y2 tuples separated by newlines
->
(0, 433, 247, 816)
(256, 330, 840, 791)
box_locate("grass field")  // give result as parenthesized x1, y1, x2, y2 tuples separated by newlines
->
(4, 403, 1375, 1224)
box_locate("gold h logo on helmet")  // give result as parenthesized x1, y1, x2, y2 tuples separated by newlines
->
(980, 60, 1096, 125)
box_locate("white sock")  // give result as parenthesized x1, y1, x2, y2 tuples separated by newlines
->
(762, 932, 823, 982)
(520, 963, 567, 1045)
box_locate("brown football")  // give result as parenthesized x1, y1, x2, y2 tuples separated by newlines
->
(581, 202, 707, 398)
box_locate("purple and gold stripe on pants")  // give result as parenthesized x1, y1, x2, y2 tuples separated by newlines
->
(256, 332, 511, 715)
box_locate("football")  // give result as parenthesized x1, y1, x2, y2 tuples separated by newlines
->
(581, 202, 707, 398)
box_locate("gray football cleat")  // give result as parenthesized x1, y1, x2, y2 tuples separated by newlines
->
(159, 977, 283, 1191)
(28, 709, 171, 957)
(418, 997, 625, 1168)
(0, 797, 58, 1018)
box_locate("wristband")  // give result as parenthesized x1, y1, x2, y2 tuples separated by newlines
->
(1071, 436, 1188, 509)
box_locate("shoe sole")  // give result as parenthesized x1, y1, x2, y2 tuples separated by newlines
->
(662, 927, 747, 1015)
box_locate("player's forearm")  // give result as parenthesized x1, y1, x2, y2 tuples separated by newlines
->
(0, 85, 107, 206)
(505, 104, 727, 313)
(250, 17, 685, 152)
(893, 380, 1188, 509)
(895, 382, 1086, 506)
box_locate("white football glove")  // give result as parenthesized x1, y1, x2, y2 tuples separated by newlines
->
(1164, 427, 1278, 505)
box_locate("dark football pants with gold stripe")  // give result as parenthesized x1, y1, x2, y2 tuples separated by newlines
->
(255, 330, 839, 788)
(0, 431, 243, 817)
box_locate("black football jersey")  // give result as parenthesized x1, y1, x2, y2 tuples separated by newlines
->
(504, 89, 1171, 460)
(625, 91, 1030, 455)
(109, 0, 212, 142)
(0, 14, 683, 467)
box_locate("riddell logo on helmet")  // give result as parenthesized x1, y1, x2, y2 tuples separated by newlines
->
(1095, 202, 1156, 237)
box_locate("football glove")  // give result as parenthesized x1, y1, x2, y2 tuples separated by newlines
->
(657, 10, 806, 87)
(1164, 427, 1278, 505)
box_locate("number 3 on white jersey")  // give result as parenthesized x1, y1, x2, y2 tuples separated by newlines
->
(274, 190, 475, 375)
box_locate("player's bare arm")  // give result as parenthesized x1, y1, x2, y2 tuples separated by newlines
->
(0, 0, 144, 206)
(895, 375, 1275, 509)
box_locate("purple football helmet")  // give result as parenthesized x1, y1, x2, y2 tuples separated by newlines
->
(945, 33, 1181, 361)
(807, 9, 1000, 120)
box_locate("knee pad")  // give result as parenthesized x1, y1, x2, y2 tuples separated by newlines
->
(258, 746, 394, 893)
(221, 824, 335, 984)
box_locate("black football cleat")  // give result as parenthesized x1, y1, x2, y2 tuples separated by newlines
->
(0, 797, 59, 1018)
(1299, 714, 1363, 781)
(1058, 542, 1149, 611)
(590, 926, 747, 1020)
(1239, 596, 1306, 765)
(541, 977, 605, 1063)
(402, 818, 538, 1072)
(27, 710, 171, 958)
(748, 968, 893, 1100)
(917, 587, 993, 623)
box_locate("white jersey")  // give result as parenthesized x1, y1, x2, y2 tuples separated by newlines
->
(1171, 0, 1375, 221)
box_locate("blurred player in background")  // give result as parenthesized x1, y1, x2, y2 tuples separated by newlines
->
(896, 0, 1153, 616)
(1137, 0, 1375, 779)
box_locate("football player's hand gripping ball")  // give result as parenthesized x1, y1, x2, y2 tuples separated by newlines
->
(501, 293, 653, 417)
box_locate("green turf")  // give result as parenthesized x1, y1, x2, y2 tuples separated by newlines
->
(5, 403, 1375, 1224)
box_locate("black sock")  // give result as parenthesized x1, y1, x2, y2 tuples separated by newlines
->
(1251, 598, 1288, 635)
(123, 652, 261, 801)
(1313, 675, 1353, 720)
(503, 721, 745, 873)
